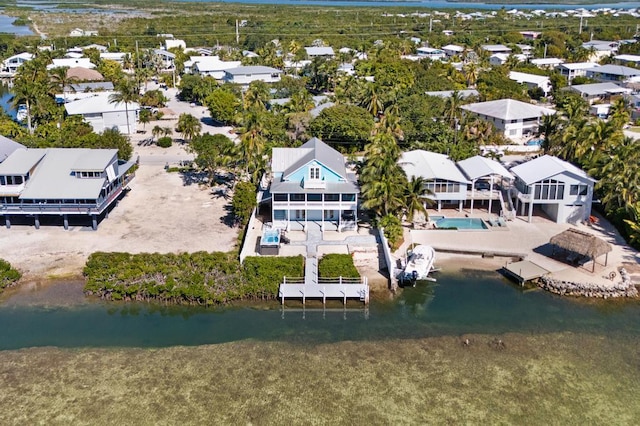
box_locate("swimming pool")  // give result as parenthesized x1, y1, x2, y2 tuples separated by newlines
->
(526, 138, 544, 147)
(434, 217, 488, 230)
(261, 229, 280, 245)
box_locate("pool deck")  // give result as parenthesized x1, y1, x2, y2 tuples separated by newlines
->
(399, 208, 640, 289)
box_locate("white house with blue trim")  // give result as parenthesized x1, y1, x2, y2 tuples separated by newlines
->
(268, 137, 358, 232)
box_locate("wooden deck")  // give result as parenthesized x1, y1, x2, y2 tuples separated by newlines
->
(504, 260, 549, 285)
(279, 255, 369, 305)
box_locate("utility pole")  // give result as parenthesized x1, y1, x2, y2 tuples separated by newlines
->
(135, 40, 140, 69)
(235, 20, 239, 45)
(579, 15, 583, 34)
(429, 18, 432, 33)
(544, 43, 547, 58)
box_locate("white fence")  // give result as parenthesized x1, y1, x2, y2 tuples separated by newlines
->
(239, 207, 258, 264)
(378, 227, 397, 290)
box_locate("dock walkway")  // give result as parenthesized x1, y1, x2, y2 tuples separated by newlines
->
(504, 260, 550, 285)
(278, 224, 370, 305)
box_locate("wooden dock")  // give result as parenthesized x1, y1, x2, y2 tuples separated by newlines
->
(504, 260, 549, 285)
(279, 256, 369, 305)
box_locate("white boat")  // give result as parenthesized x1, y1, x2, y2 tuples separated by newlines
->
(16, 104, 27, 122)
(399, 245, 436, 286)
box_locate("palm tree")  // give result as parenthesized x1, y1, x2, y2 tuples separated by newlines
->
(609, 97, 631, 126)
(175, 113, 201, 142)
(109, 77, 140, 135)
(359, 82, 384, 117)
(444, 91, 463, 128)
(462, 62, 478, 87)
(239, 111, 267, 181)
(404, 176, 434, 223)
(48, 66, 76, 103)
(139, 109, 151, 130)
(243, 81, 269, 111)
(537, 113, 560, 154)
(152, 125, 163, 141)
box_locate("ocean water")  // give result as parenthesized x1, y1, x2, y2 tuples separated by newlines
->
(1, 270, 640, 422)
(0, 14, 33, 36)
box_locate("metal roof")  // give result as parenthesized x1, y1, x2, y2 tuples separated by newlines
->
(510, 155, 595, 185)
(569, 82, 628, 96)
(192, 56, 241, 72)
(460, 99, 555, 121)
(17, 148, 118, 200)
(399, 150, 470, 184)
(457, 155, 513, 181)
(65, 92, 140, 115)
(586, 64, 640, 77)
(0, 136, 25, 163)
(304, 46, 335, 56)
(224, 66, 282, 75)
(425, 89, 479, 98)
(481, 44, 511, 52)
(556, 62, 599, 71)
(283, 138, 347, 179)
(0, 148, 46, 175)
(509, 71, 551, 85)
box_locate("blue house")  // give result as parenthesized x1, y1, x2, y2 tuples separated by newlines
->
(269, 137, 358, 232)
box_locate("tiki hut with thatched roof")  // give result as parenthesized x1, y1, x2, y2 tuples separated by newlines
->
(549, 228, 612, 272)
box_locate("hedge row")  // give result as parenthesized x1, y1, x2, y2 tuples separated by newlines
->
(318, 254, 360, 279)
(83, 251, 304, 305)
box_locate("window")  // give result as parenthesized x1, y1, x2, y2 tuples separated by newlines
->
(309, 166, 321, 180)
(290, 194, 305, 202)
(274, 194, 288, 202)
(341, 194, 356, 202)
(324, 194, 339, 202)
(307, 194, 322, 202)
(570, 185, 588, 196)
(324, 210, 336, 219)
(533, 179, 564, 200)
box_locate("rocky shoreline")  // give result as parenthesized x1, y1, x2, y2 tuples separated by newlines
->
(539, 269, 638, 298)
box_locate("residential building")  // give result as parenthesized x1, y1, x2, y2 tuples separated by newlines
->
(304, 46, 335, 58)
(416, 47, 446, 60)
(590, 103, 611, 119)
(165, 39, 186, 51)
(556, 62, 600, 83)
(0, 136, 25, 163)
(460, 99, 555, 140)
(47, 58, 96, 70)
(614, 54, 640, 67)
(152, 49, 176, 70)
(442, 44, 465, 57)
(457, 155, 514, 215)
(531, 58, 564, 69)
(424, 89, 479, 99)
(64, 92, 140, 135)
(99, 52, 127, 65)
(69, 28, 98, 37)
(82, 44, 108, 52)
(399, 150, 469, 212)
(222, 66, 282, 85)
(568, 82, 631, 104)
(582, 40, 618, 61)
(509, 71, 552, 97)
(520, 31, 541, 40)
(0, 148, 135, 230)
(516, 44, 534, 58)
(1, 52, 34, 75)
(585, 64, 640, 83)
(188, 56, 242, 79)
(511, 155, 595, 224)
(481, 44, 512, 55)
(489, 53, 526, 66)
(268, 137, 358, 232)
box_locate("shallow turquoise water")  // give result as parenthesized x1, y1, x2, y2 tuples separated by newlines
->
(1, 269, 639, 349)
(435, 217, 488, 230)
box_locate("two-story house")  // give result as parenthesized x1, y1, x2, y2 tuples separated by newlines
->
(510, 155, 595, 224)
(269, 137, 358, 232)
(222, 66, 282, 85)
(1, 52, 34, 75)
(0, 147, 135, 230)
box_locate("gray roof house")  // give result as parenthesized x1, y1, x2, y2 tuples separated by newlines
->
(0, 136, 25, 163)
(304, 46, 335, 58)
(460, 99, 555, 141)
(0, 148, 135, 229)
(511, 155, 595, 224)
(568, 82, 631, 104)
(399, 150, 469, 212)
(269, 137, 358, 232)
(585, 64, 640, 83)
(222, 66, 282, 85)
(65, 92, 140, 135)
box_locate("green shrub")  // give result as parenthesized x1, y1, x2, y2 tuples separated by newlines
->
(379, 215, 403, 249)
(83, 252, 304, 305)
(0, 259, 21, 293)
(157, 136, 172, 148)
(318, 254, 359, 278)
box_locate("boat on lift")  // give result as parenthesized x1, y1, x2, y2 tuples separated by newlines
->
(16, 104, 27, 122)
(399, 245, 436, 287)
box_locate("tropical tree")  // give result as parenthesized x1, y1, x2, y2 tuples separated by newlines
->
(462, 62, 479, 87)
(152, 125, 164, 141)
(243, 80, 269, 111)
(109, 77, 140, 135)
(175, 113, 202, 142)
(536, 113, 561, 154)
(239, 110, 267, 182)
(404, 176, 434, 223)
(444, 90, 464, 127)
(189, 133, 235, 182)
(139, 109, 151, 130)
(48, 66, 75, 102)
(358, 82, 384, 117)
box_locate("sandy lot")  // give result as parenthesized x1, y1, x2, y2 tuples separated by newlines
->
(0, 164, 238, 280)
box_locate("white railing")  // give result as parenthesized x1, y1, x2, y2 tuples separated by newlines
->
(378, 227, 396, 290)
